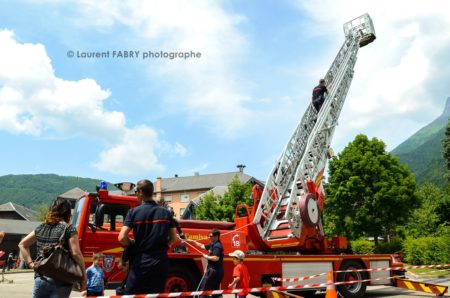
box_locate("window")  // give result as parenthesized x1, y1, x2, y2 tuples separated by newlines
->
(164, 196, 172, 202)
(88, 203, 130, 231)
(179, 208, 186, 216)
(180, 194, 189, 202)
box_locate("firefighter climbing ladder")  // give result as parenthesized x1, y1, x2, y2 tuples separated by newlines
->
(253, 14, 377, 245)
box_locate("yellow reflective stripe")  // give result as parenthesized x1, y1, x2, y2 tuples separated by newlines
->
(280, 257, 339, 261)
(419, 284, 433, 293)
(271, 242, 300, 248)
(271, 291, 283, 298)
(435, 286, 447, 294)
(403, 281, 415, 290)
(103, 247, 124, 253)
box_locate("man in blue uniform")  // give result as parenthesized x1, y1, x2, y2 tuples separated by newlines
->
(118, 179, 177, 295)
(187, 228, 224, 298)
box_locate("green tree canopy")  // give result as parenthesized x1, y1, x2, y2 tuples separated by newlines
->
(34, 203, 50, 221)
(405, 182, 450, 237)
(324, 134, 419, 245)
(442, 119, 450, 183)
(195, 176, 253, 222)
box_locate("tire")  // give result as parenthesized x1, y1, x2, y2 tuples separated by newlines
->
(336, 260, 367, 298)
(165, 264, 199, 293)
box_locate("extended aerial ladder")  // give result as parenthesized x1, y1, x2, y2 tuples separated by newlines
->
(252, 14, 376, 251)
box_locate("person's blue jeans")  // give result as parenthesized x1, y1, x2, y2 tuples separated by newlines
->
(33, 276, 72, 298)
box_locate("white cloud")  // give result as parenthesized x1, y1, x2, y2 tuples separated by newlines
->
(174, 142, 187, 157)
(0, 30, 124, 137)
(0, 30, 183, 175)
(71, 0, 253, 137)
(93, 126, 164, 175)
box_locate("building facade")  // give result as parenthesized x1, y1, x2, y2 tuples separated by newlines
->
(154, 169, 261, 218)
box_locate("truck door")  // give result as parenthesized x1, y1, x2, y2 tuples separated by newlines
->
(83, 201, 130, 286)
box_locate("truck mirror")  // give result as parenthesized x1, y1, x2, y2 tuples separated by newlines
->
(94, 204, 105, 227)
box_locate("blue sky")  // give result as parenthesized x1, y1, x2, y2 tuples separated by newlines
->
(0, 0, 449, 184)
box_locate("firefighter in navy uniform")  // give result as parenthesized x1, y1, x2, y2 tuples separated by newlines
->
(187, 228, 224, 298)
(118, 179, 177, 295)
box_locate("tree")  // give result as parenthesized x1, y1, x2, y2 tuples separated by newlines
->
(195, 192, 223, 221)
(34, 203, 50, 221)
(195, 176, 253, 222)
(442, 119, 450, 183)
(405, 183, 445, 237)
(324, 134, 419, 246)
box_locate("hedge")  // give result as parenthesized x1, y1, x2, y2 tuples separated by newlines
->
(402, 236, 450, 265)
(349, 239, 374, 254)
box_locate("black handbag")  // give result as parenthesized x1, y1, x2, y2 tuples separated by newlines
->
(34, 224, 83, 284)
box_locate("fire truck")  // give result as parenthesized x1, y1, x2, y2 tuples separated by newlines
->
(72, 14, 404, 298)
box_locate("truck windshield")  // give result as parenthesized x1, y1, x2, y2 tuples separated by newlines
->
(71, 197, 85, 228)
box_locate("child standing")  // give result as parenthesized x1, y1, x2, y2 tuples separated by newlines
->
(228, 250, 250, 298)
(86, 252, 105, 297)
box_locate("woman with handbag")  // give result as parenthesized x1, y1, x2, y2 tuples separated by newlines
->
(19, 198, 87, 297)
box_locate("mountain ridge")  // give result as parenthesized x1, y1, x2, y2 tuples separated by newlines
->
(0, 174, 100, 209)
(392, 97, 449, 187)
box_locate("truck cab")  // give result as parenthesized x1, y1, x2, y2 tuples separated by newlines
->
(72, 187, 248, 292)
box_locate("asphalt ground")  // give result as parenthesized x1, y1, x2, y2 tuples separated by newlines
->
(0, 271, 449, 298)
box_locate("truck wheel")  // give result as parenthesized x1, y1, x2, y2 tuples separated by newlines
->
(165, 265, 198, 293)
(336, 260, 367, 298)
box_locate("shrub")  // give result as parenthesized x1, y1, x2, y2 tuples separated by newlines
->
(375, 239, 403, 254)
(349, 239, 374, 254)
(403, 236, 450, 265)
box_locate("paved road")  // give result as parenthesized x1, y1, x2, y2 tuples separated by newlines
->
(1, 271, 449, 297)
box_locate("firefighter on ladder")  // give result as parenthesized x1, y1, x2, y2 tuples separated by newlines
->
(312, 78, 330, 112)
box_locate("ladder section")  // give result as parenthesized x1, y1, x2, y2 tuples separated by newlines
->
(252, 14, 376, 246)
(252, 104, 318, 239)
(287, 13, 376, 239)
(287, 37, 359, 238)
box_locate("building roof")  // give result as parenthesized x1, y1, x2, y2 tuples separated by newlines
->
(0, 219, 41, 235)
(180, 185, 229, 219)
(58, 187, 85, 200)
(161, 172, 260, 192)
(0, 202, 38, 221)
(191, 185, 229, 204)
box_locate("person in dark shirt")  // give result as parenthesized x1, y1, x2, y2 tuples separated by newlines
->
(18, 197, 87, 297)
(187, 228, 224, 298)
(118, 179, 177, 295)
(312, 78, 330, 112)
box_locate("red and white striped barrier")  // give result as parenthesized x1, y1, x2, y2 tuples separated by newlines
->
(78, 263, 450, 297)
(403, 264, 450, 270)
(334, 263, 450, 273)
(271, 272, 326, 282)
(80, 274, 407, 298)
(266, 264, 450, 283)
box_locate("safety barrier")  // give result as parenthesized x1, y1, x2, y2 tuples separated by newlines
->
(80, 275, 406, 297)
(271, 272, 326, 282)
(78, 263, 449, 298)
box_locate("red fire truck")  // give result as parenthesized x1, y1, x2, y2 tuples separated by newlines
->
(72, 14, 405, 298)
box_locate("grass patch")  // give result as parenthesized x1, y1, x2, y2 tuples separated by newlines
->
(406, 265, 450, 276)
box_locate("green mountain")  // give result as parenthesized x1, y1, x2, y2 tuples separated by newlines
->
(392, 97, 450, 187)
(0, 174, 101, 209)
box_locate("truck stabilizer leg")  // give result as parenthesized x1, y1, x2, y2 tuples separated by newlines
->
(394, 277, 448, 296)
